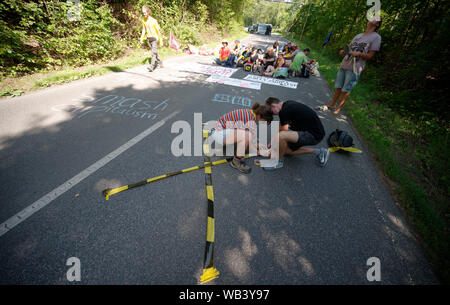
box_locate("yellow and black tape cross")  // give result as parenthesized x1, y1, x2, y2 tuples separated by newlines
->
(102, 157, 247, 200)
(101, 129, 252, 283)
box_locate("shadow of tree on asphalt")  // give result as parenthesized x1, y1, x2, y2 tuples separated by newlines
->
(0, 60, 436, 285)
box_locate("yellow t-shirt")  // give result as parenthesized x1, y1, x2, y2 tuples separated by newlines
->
(140, 16, 161, 44)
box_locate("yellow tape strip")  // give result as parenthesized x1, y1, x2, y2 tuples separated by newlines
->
(206, 217, 215, 242)
(200, 267, 219, 284)
(106, 185, 128, 198)
(182, 166, 201, 173)
(202, 129, 209, 138)
(203, 143, 210, 155)
(206, 185, 214, 201)
(329, 147, 362, 153)
(146, 174, 168, 183)
(341, 147, 362, 153)
(205, 166, 211, 174)
(212, 159, 227, 165)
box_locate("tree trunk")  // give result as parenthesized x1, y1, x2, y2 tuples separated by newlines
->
(300, 0, 313, 40)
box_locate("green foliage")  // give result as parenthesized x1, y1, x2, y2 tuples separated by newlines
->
(288, 34, 450, 283)
(0, 87, 23, 97)
(243, 0, 293, 30)
(0, 0, 244, 77)
(0, 0, 124, 75)
(282, 0, 450, 222)
(283, 0, 449, 120)
(281, 2, 450, 280)
(43, 1, 124, 67)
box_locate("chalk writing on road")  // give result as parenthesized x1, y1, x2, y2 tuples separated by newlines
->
(51, 95, 169, 120)
(211, 94, 252, 107)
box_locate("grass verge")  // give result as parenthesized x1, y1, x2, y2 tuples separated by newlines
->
(284, 33, 449, 283)
(0, 29, 248, 98)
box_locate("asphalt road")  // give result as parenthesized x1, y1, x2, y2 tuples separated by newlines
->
(0, 34, 438, 284)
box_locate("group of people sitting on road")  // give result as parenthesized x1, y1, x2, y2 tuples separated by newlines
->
(209, 41, 327, 173)
(208, 17, 384, 172)
(213, 40, 320, 79)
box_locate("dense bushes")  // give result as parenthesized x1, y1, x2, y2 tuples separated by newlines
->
(0, 0, 244, 77)
(288, 0, 449, 121)
(279, 1, 450, 281)
(0, 0, 124, 76)
(287, 0, 449, 208)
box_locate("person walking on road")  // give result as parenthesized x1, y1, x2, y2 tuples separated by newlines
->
(264, 97, 329, 170)
(140, 5, 163, 72)
(322, 17, 382, 115)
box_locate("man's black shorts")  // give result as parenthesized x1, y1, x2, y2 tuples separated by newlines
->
(287, 131, 321, 151)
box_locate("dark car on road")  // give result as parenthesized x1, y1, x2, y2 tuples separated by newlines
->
(248, 23, 272, 35)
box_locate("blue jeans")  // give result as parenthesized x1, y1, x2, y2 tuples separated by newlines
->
(215, 58, 228, 66)
(335, 68, 360, 92)
(226, 54, 236, 67)
(215, 54, 236, 67)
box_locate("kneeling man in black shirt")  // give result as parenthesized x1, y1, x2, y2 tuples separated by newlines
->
(264, 97, 330, 170)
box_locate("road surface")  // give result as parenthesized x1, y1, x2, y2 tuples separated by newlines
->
(0, 34, 438, 284)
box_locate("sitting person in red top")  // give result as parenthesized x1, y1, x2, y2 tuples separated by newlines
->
(214, 41, 231, 66)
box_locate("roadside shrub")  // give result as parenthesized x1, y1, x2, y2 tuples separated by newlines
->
(0, 0, 124, 75)
(0, 0, 244, 77)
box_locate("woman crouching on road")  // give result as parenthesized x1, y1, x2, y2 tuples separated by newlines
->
(209, 103, 273, 174)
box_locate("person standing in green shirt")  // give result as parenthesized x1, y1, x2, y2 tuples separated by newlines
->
(140, 5, 163, 72)
(288, 48, 310, 78)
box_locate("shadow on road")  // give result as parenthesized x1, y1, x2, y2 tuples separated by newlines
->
(0, 58, 437, 284)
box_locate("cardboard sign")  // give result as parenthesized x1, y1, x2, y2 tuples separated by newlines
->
(181, 63, 238, 78)
(243, 74, 298, 89)
(205, 75, 261, 90)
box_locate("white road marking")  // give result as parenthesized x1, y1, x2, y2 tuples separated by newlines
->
(0, 111, 180, 237)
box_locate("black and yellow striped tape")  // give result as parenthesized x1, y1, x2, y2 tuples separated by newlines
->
(200, 129, 219, 283)
(102, 157, 249, 200)
(329, 146, 362, 153)
(101, 129, 254, 282)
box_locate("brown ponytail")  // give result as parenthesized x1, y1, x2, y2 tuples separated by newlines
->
(265, 96, 282, 105)
(252, 102, 273, 123)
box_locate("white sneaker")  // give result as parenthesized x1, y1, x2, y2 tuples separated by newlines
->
(317, 148, 330, 166)
(262, 158, 284, 171)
